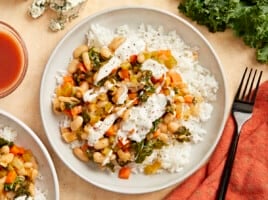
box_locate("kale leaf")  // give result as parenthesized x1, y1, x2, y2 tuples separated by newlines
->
(178, 0, 268, 63)
(178, 0, 239, 32)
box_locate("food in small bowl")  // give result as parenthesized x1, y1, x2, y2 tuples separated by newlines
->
(0, 110, 59, 199)
(0, 134, 39, 199)
(52, 23, 219, 179)
(0, 21, 28, 98)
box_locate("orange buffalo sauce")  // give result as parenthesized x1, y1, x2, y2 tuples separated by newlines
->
(0, 23, 27, 98)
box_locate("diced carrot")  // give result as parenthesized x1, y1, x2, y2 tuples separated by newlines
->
(157, 50, 171, 59)
(105, 125, 116, 136)
(168, 71, 182, 84)
(63, 109, 72, 117)
(128, 93, 137, 100)
(59, 82, 74, 97)
(63, 76, 74, 84)
(129, 54, 137, 64)
(184, 94, 194, 103)
(10, 145, 25, 155)
(132, 98, 139, 105)
(119, 69, 130, 80)
(71, 105, 82, 117)
(5, 170, 17, 184)
(117, 138, 130, 151)
(118, 166, 131, 179)
(153, 129, 161, 138)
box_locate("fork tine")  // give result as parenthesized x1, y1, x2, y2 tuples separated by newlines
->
(250, 70, 263, 103)
(235, 67, 248, 100)
(241, 68, 252, 100)
(246, 69, 257, 102)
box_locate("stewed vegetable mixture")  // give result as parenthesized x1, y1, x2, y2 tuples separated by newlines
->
(0, 137, 39, 199)
(52, 32, 205, 179)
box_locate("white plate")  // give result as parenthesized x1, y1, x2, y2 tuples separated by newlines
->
(40, 6, 228, 194)
(0, 109, 59, 199)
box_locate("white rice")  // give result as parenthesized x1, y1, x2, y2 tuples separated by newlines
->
(84, 24, 218, 173)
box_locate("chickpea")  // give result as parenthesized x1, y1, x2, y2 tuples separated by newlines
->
(100, 46, 112, 59)
(82, 51, 92, 71)
(163, 113, 175, 124)
(158, 123, 168, 133)
(167, 121, 180, 133)
(117, 149, 131, 162)
(0, 153, 14, 167)
(73, 147, 89, 162)
(0, 145, 9, 154)
(52, 98, 61, 113)
(73, 44, 89, 58)
(108, 36, 126, 51)
(24, 162, 33, 168)
(29, 183, 35, 196)
(67, 59, 79, 74)
(93, 152, 105, 163)
(80, 81, 89, 92)
(137, 53, 145, 63)
(94, 138, 109, 150)
(30, 169, 38, 181)
(70, 116, 83, 131)
(158, 133, 169, 144)
(175, 96, 184, 103)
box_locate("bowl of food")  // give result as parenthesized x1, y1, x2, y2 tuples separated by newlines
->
(40, 6, 228, 194)
(0, 21, 28, 98)
(0, 109, 59, 199)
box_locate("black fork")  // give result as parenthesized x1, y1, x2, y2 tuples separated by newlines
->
(216, 67, 263, 200)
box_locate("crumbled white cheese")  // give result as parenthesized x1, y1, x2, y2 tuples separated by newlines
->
(28, 0, 88, 32)
(28, 0, 48, 18)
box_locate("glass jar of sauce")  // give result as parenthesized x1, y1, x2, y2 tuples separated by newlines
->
(0, 21, 28, 98)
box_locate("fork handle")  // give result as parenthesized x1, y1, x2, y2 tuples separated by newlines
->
(216, 123, 239, 200)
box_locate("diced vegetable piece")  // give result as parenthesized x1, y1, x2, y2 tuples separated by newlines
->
(119, 69, 130, 80)
(184, 94, 194, 103)
(168, 71, 182, 84)
(10, 145, 25, 155)
(144, 160, 161, 175)
(118, 166, 131, 179)
(5, 170, 17, 184)
(105, 125, 116, 136)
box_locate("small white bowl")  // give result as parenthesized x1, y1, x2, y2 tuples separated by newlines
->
(0, 109, 60, 199)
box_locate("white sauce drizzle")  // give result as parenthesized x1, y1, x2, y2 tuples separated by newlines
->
(116, 84, 128, 105)
(94, 37, 146, 84)
(117, 93, 167, 142)
(94, 56, 121, 84)
(83, 81, 113, 102)
(141, 59, 167, 79)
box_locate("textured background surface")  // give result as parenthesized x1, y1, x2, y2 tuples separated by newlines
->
(0, 1, 268, 199)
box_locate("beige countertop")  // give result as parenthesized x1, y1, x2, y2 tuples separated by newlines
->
(0, 1, 267, 199)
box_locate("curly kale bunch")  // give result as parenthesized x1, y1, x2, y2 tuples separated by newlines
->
(179, 0, 268, 63)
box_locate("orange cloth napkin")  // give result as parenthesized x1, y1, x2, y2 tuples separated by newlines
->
(165, 80, 268, 200)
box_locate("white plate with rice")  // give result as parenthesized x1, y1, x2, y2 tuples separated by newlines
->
(40, 6, 228, 194)
(0, 109, 59, 199)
